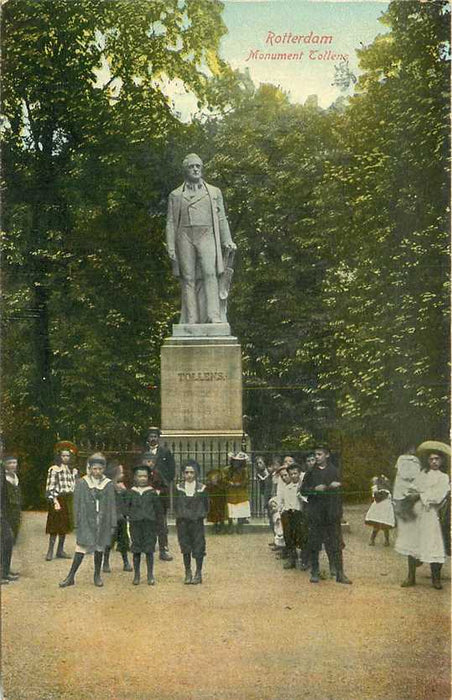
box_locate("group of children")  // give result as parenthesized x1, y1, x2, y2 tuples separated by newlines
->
(56, 451, 209, 588)
(257, 448, 352, 584)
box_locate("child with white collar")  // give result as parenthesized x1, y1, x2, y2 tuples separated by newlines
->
(174, 460, 209, 584)
(59, 453, 116, 588)
(126, 464, 163, 586)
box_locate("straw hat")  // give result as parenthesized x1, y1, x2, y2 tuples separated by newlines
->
(416, 441, 451, 460)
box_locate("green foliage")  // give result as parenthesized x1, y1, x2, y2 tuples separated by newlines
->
(1, 0, 239, 504)
(1, 0, 449, 505)
(206, 85, 340, 449)
(310, 0, 450, 445)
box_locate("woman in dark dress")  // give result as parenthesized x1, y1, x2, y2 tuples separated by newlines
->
(174, 459, 209, 584)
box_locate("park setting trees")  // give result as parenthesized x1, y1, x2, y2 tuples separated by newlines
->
(1, 0, 449, 505)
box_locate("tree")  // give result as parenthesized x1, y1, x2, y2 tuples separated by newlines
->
(1, 0, 238, 503)
(310, 0, 450, 455)
(205, 85, 340, 450)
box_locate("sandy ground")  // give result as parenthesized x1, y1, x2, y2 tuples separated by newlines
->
(1, 505, 450, 700)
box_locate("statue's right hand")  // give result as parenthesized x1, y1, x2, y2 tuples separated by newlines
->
(168, 249, 177, 262)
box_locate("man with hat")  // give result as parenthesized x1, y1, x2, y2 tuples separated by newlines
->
(143, 427, 176, 560)
(301, 445, 352, 584)
(223, 451, 251, 534)
(165, 153, 236, 324)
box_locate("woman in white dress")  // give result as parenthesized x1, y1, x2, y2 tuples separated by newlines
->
(399, 442, 450, 590)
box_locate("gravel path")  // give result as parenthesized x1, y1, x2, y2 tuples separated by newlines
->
(2, 506, 450, 700)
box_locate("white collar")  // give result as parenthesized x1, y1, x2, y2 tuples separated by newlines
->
(83, 474, 110, 490)
(131, 486, 154, 494)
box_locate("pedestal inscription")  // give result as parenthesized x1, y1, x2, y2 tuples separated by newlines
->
(161, 336, 242, 434)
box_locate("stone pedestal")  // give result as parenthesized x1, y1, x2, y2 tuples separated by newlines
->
(160, 328, 246, 475)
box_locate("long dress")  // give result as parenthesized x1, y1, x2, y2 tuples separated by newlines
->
(393, 454, 422, 557)
(414, 470, 450, 564)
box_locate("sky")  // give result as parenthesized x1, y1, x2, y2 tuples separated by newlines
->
(220, 0, 390, 107)
(170, 0, 390, 119)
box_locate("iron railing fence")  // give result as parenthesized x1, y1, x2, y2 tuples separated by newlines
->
(73, 441, 309, 518)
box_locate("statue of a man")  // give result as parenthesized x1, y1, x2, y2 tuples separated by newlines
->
(165, 153, 236, 324)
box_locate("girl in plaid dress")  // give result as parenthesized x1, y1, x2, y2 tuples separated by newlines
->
(45, 444, 78, 561)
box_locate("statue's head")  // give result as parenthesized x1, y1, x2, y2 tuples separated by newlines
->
(183, 153, 203, 183)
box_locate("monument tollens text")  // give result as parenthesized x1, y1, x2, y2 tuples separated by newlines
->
(160, 154, 246, 465)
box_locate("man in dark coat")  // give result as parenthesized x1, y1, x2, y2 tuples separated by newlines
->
(0, 456, 21, 584)
(301, 445, 352, 585)
(144, 427, 176, 560)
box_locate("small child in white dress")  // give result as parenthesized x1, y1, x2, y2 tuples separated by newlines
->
(268, 497, 285, 550)
(365, 475, 396, 546)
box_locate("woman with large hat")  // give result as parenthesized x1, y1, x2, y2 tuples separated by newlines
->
(223, 452, 251, 534)
(398, 441, 450, 590)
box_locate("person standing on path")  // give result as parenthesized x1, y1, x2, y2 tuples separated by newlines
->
(59, 453, 117, 588)
(126, 465, 162, 586)
(144, 427, 175, 561)
(174, 460, 209, 585)
(223, 452, 251, 534)
(301, 445, 352, 585)
(45, 442, 78, 561)
(365, 475, 395, 546)
(0, 456, 21, 584)
(278, 463, 304, 570)
(397, 441, 450, 590)
(103, 461, 132, 573)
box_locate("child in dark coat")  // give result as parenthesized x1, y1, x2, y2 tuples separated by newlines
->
(126, 465, 163, 586)
(174, 460, 209, 585)
(59, 453, 117, 588)
(103, 461, 132, 572)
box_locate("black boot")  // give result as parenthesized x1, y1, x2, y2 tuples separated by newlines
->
(384, 529, 390, 547)
(310, 551, 320, 583)
(146, 553, 155, 585)
(122, 552, 133, 572)
(283, 550, 297, 569)
(93, 551, 104, 587)
(431, 563, 443, 590)
(103, 546, 112, 573)
(59, 553, 84, 588)
(132, 553, 141, 585)
(183, 553, 192, 584)
(159, 548, 173, 562)
(45, 535, 56, 561)
(401, 555, 417, 587)
(192, 555, 203, 584)
(335, 549, 352, 584)
(56, 535, 71, 559)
